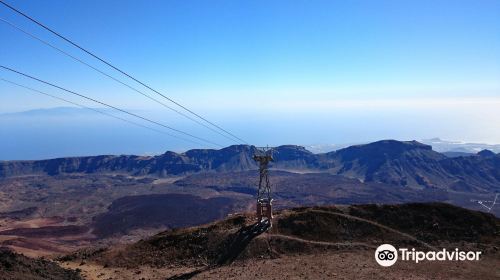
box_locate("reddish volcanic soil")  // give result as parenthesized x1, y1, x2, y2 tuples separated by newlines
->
(0, 216, 95, 258)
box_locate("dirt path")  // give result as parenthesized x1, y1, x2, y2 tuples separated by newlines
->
(264, 233, 376, 249)
(306, 209, 438, 250)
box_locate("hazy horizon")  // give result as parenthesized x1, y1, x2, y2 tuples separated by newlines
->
(1, 106, 499, 160)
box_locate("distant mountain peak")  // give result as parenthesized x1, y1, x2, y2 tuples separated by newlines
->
(339, 140, 433, 155)
(477, 149, 496, 158)
(371, 139, 431, 148)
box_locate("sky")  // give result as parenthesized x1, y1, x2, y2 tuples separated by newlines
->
(1, 0, 499, 159)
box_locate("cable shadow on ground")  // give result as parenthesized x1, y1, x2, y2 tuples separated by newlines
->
(166, 219, 271, 280)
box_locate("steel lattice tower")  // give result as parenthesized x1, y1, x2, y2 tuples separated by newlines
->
(253, 147, 273, 224)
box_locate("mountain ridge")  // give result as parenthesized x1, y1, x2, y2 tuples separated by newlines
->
(1, 140, 499, 192)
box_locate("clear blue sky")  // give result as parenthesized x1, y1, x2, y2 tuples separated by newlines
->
(1, 0, 499, 156)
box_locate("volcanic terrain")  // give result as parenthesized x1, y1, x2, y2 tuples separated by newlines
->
(0, 140, 499, 258)
(57, 203, 500, 280)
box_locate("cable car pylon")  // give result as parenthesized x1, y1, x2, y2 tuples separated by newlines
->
(253, 146, 274, 227)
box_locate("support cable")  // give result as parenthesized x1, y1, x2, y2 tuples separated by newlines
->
(0, 17, 240, 144)
(0, 65, 222, 148)
(0, 0, 248, 144)
(0, 78, 204, 146)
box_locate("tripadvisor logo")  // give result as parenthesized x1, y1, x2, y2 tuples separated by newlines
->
(375, 244, 398, 267)
(375, 244, 482, 267)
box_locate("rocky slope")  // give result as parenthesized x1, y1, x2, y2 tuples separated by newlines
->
(0, 247, 82, 280)
(60, 203, 500, 279)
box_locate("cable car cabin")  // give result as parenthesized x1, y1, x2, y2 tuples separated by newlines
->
(256, 198, 273, 222)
